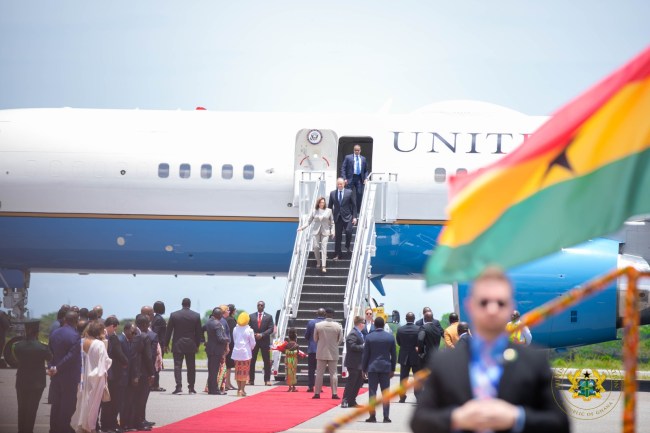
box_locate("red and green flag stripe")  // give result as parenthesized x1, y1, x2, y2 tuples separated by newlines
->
(426, 46, 650, 285)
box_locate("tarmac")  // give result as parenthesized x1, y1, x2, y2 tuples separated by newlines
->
(1, 363, 649, 433)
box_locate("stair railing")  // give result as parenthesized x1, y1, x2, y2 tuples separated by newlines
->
(273, 171, 326, 375)
(340, 173, 398, 375)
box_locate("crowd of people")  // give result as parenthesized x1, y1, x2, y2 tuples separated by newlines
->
(11, 267, 555, 433)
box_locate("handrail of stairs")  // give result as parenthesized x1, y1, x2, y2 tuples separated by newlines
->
(339, 173, 391, 375)
(272, 171, 326, 375)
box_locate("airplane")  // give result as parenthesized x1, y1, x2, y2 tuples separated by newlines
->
(1, 100, 649, 352)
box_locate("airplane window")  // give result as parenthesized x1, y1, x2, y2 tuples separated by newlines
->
(158, 163, 170, 178)
(201, 164, 212, 179)
(570, 310, 578, 323)
(434, 167, 446, 183)
(179, 163, 191, 179)
(243, 164, 255, 180)
(222, 164, 233, 180)
(456, 168, 468, 175)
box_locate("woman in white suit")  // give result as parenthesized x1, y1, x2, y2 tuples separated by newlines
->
(298, 197, 334, 273)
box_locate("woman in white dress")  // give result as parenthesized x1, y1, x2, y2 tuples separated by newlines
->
(71, 321, 112, 433)
(297, 197, 334, 272)
(230, 312, 256, 397)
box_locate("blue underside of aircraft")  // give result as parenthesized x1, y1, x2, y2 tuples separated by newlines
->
(0, 216, 619, 348)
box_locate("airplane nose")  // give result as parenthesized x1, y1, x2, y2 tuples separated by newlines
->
(616, 253, 650, 327)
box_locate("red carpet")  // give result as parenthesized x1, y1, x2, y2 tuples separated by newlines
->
(155, 386, 367, 433)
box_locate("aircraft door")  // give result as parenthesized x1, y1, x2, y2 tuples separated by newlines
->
(337, 136, 373, 179)
(294, 129, 339, 202)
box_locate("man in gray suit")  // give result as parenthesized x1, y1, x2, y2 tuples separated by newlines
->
(329, 177, 357, 259)
(362, 316, 397, 423)
(312, 307, 343, 399)
(165, 298, 202, 394)
(205, 308, 230, 395)
(341, 316, 365, 408)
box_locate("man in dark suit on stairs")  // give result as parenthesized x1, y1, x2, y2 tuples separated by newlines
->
(165, 298, 202, 394)
(329, 177, 357, 259)
(340, 144, 369, 213)
(249, 300, 274, 386)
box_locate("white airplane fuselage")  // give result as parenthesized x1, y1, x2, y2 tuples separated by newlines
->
(3, 104, 648, 348)
(0, 104, 546, 276)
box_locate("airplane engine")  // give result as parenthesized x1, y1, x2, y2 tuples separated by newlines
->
(457, 238, 649, 348)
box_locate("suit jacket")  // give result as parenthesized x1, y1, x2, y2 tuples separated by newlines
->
(396, 322, 420, 367)
(304, 316, 325, 354)
(418, 321, 444, 364)
(118, 333, 134, 384)
(249, 311, 274, 348)
(444, 322, 460, 348)
(152, 313, 167, 348)
(165, 307, 202, 354)
(344, 327, 364, 369)
(14, 339, 52, 389)
(341, 153, 368, 182)
(129, 333, 154, 382)
(362, 328, 396, 373)
(48, 324, 81, 385)
(411, 342, 570, 433)
(328, 188, 357, 223)
(205, 317, 230, 357)
(305, 208, 334, 237)
(314, 318, 343, 361)
(145, 328, 159, 370)
(107, 333, 129, 383)
(362, 321, 375, 336)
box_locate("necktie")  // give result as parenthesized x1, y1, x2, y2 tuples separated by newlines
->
(258, 313, 262, 329)
(355, 155, 360, 175)
(338, 190, 342, 203)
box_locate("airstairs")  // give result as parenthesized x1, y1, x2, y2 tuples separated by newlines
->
(273, 173, 398, 384)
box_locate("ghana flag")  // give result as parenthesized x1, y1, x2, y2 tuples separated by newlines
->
(426, 46, 650, 285)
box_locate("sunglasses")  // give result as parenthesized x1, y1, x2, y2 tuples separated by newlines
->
(478, 299, 508, 309)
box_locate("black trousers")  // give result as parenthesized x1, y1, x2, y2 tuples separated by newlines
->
(307, 353, 317, 388)
(134, 378, 149, 428)
(334, 216, 353, 255)
(342, 368, 364, 405)
(100, 379, 125, 431)
(399, 363, 420, 398)
(17, 385, 44, 433)
(124, 379, 148, 428)
(367, 372, 391, 418)
(348, 174, 364, 213)
(207, 353, 220, 393)
(152, 370, 161, 388)
(249, 345, 271, 383)
(173, 352, 196, 388)
(49, 378, 77, 433)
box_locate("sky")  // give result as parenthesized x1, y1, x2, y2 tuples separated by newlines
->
(1, 1, 649, 320)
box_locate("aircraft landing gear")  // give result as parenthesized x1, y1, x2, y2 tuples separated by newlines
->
(1, 272, 31, 368)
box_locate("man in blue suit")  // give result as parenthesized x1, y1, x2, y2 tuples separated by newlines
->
(340, 144, 368, 213)
(362, 316, 396, 424)
(48, 311, 81, 433)
(328, 177, 357, 259)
